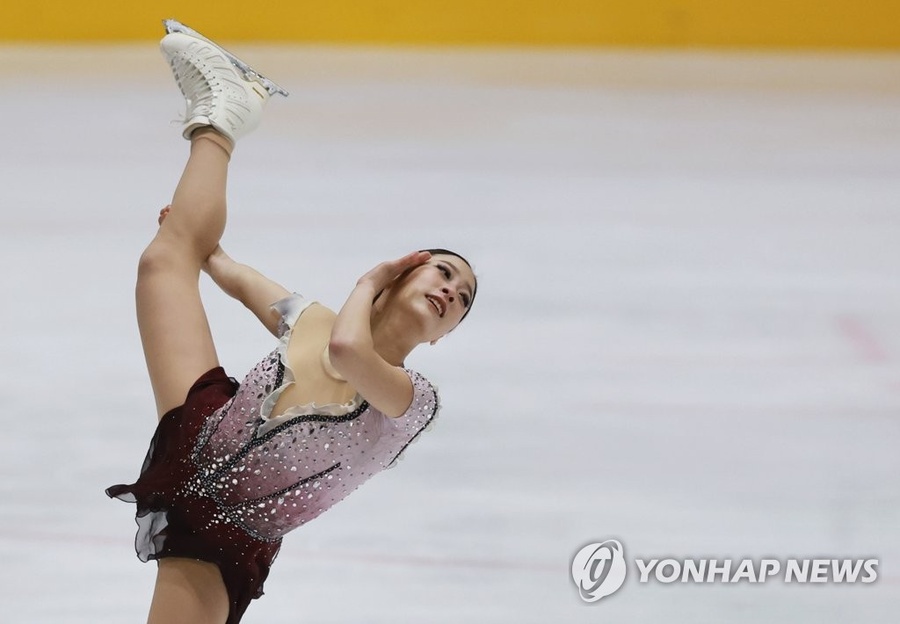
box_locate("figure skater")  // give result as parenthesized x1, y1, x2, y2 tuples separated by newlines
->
(106, 20, 477, 624)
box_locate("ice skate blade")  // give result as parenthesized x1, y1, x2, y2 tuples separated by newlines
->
(162, 18, 289, 97)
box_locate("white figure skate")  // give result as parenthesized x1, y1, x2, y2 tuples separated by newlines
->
(160, 19, 289, 143)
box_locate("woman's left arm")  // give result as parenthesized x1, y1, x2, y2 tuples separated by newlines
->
(329, 251, 431, 417)
(204, 246, 290, 336)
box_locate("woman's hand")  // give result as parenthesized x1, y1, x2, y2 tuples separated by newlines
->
(202, 245, 231, 277)
(357, 251, 432, 292)
(158, 205, 171, 226)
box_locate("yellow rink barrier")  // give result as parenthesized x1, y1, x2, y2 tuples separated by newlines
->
(3, 0, 899, 48)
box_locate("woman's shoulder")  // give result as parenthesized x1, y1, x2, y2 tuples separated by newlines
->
(378, 369, 441, 468)
(394, 368, 440, 419)
(271, 293, 337, 337)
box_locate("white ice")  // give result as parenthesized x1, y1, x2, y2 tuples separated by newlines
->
(0, 43, 898, 622)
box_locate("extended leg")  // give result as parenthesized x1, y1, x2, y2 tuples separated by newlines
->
(129, 24, 287, 624)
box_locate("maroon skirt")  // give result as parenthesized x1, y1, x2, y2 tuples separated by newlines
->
(107, 367, 282, 624)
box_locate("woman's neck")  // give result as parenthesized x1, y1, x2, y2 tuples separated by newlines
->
(370, 302, 418, 367)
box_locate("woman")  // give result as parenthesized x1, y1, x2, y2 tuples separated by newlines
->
(107, 21, 477, 624)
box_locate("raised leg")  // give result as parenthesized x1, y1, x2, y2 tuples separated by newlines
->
(139, 25, 284, 418)
(137, 130, 232, 418)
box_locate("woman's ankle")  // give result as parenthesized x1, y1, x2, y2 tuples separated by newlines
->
(190, 127, 234, 158)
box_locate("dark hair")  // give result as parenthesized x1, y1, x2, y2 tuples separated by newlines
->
(421, 248, 478, 324)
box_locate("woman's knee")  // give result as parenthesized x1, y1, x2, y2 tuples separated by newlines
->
(138, 235, 201, 280)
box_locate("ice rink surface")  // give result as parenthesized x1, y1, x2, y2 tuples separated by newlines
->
(0, 42, 898, 622)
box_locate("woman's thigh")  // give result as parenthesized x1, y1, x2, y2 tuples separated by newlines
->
(137, 236, 220, 418)
(147, 558, 230, 624)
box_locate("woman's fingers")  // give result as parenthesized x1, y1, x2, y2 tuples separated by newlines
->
(384, 250, 431, 278)
(360, 251, 431, 291)
(395, 250, 431, 269)
(157, 205, 172, 226)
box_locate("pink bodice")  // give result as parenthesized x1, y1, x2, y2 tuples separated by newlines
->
(182, 294, 439, 542)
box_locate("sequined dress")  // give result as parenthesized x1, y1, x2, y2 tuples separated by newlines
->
(107, 293, 439, 623)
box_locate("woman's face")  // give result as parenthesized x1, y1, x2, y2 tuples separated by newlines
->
(394, 253, 476, 341)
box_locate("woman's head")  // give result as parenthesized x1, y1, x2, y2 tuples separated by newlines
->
(420, 248, 477, 325)
(375, 249, 477, 345)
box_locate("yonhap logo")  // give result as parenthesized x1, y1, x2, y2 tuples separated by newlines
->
(571, 537, 879, 604)
(571, 539, 627, 602)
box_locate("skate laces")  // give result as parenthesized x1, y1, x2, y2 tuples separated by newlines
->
(161, 34, 267, 142)
(170, 54, 217, 122)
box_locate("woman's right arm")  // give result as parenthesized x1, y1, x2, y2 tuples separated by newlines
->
(203, 246, 290, 337)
